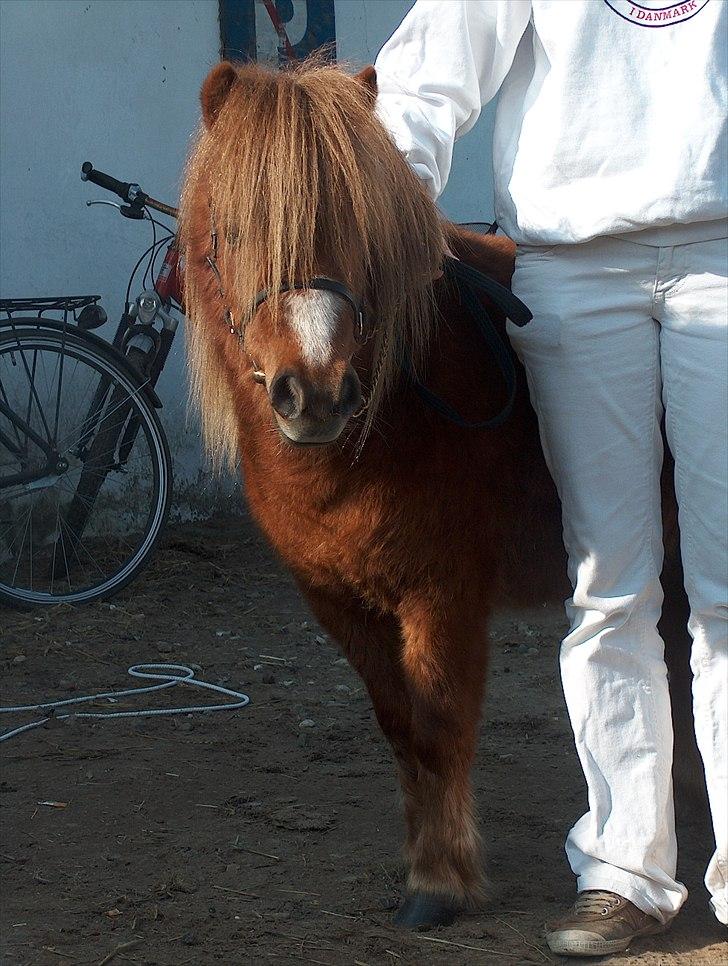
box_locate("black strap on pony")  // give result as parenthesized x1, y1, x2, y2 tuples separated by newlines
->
(403, 256, 533, 430)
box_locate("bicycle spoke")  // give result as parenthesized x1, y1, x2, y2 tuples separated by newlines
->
(25, 348, 38, 437)
(10, 502, 33, 588)
(0, 373, 23, 451)
(0, 513, 29, 571)
(55, 475, 139, 559)
(59, 510, 109, 580)
(13, 336, 54, 444)
(28, 504, 33, 591)
(0, 496, 33, 555)
(0, 520, 17, 547)
(56, 512, 73, 595)
(54, 353, 102, 454)
(38, 344, 59, 435)
(63, 359, 95, 447)
(54, 376, 153, 454)
(50, 500, 61, 596)
(55, 320, 68, 442)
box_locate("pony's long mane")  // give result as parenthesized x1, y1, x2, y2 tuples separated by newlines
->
(179, 58, 444, 467)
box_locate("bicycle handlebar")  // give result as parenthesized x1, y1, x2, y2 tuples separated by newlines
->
(81, 162, 134, 200)
(81, 162, 178, 219)
(144, 196, 179, 219)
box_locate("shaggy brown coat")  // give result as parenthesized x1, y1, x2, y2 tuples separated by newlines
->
(179, 59, 697, 924)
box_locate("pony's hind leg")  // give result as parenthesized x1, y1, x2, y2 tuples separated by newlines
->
(394, 594, 489, 928)
(301, 587, 424, 856)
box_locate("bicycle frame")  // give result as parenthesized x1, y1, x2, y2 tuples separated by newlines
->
(70, 215, 183, 472)
(105, 241, 183, 464)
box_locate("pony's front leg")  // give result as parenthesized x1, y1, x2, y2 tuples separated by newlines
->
(301, 587, 424, 853)
(395, 594, 489, 928)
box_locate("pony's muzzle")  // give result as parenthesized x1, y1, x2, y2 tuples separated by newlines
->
(269, 367, 362, 445)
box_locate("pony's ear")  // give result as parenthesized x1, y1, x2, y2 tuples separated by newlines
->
(355, 65, 378, 105)
(201, 61, 238, 128)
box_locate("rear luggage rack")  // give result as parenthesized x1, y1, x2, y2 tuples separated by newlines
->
(0, 295, 102, 318)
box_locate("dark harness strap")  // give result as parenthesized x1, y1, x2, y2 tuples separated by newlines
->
(403, 256, 532, 430)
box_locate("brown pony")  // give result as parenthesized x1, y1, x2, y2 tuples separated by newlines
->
(179, 58, 697, 928)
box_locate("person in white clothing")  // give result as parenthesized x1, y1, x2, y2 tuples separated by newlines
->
(374, 0, 727, 957)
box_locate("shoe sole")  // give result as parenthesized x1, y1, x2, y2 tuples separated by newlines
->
(546, 922, 667, 957)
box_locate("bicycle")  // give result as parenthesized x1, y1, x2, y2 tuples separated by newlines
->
(0, 163, 184, 607)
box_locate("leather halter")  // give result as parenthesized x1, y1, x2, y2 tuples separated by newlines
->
(204, 209, 534, 432)
(252, 278, 366, 343)
(205, 208, 366, 351)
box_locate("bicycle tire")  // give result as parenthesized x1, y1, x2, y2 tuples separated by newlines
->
(0, 325, 172, 606)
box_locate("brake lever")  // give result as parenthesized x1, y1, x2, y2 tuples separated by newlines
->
(86, 200, 149, 220)
(87, 200, 122, 210)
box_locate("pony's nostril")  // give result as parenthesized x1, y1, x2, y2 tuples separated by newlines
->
(271, 369, 361, 426)
(336, 369, 363, 418)
(270, 372, 304, 420)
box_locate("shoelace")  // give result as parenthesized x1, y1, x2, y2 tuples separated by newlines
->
(573, 891, 622, 917)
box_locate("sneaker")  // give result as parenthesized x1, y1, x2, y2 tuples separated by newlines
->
(545, 890, 667, 957)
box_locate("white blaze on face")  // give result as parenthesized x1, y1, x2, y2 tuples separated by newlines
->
(287, 290, 345, 367)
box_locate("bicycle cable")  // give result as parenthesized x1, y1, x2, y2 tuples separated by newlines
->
(147, 209, 177, 300)
(146, 212, 176, 237)
(124, 233, 174, 308)
(142, 207, 158, 294)
(144, 209, 179, 298)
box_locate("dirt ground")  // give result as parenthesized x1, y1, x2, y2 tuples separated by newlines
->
(1, 515, 724, 966)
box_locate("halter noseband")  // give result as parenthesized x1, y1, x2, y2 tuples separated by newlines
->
(252, 278, 366, 344)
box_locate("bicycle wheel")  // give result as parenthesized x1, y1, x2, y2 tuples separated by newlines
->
(0, 323, 172, 606)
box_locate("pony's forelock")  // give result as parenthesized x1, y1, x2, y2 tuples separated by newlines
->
(180, 58, 444, 466)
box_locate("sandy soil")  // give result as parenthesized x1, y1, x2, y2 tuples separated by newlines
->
(1, 515, 724, 966)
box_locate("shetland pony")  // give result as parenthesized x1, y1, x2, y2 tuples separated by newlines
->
(179, 59, 698, 928)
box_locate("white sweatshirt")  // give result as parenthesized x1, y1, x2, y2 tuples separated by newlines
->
(374, 0, 728, 245)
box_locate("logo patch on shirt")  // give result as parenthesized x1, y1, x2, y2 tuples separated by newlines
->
(603, 0, 710, 26)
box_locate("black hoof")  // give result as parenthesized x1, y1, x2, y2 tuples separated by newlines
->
(394, 893, 460, 929)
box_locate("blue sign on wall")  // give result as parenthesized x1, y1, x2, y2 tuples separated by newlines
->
(220, 0, 336, 64)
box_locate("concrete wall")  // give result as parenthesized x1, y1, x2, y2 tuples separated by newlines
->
(335, 0, 497, 224)
(0, 0, 226, 517)
(0, 0, 496, 518)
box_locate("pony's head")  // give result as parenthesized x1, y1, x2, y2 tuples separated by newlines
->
(180, 59, 444, 464)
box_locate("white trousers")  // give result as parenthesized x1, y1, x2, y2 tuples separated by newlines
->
(508, 234, 728, 925)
